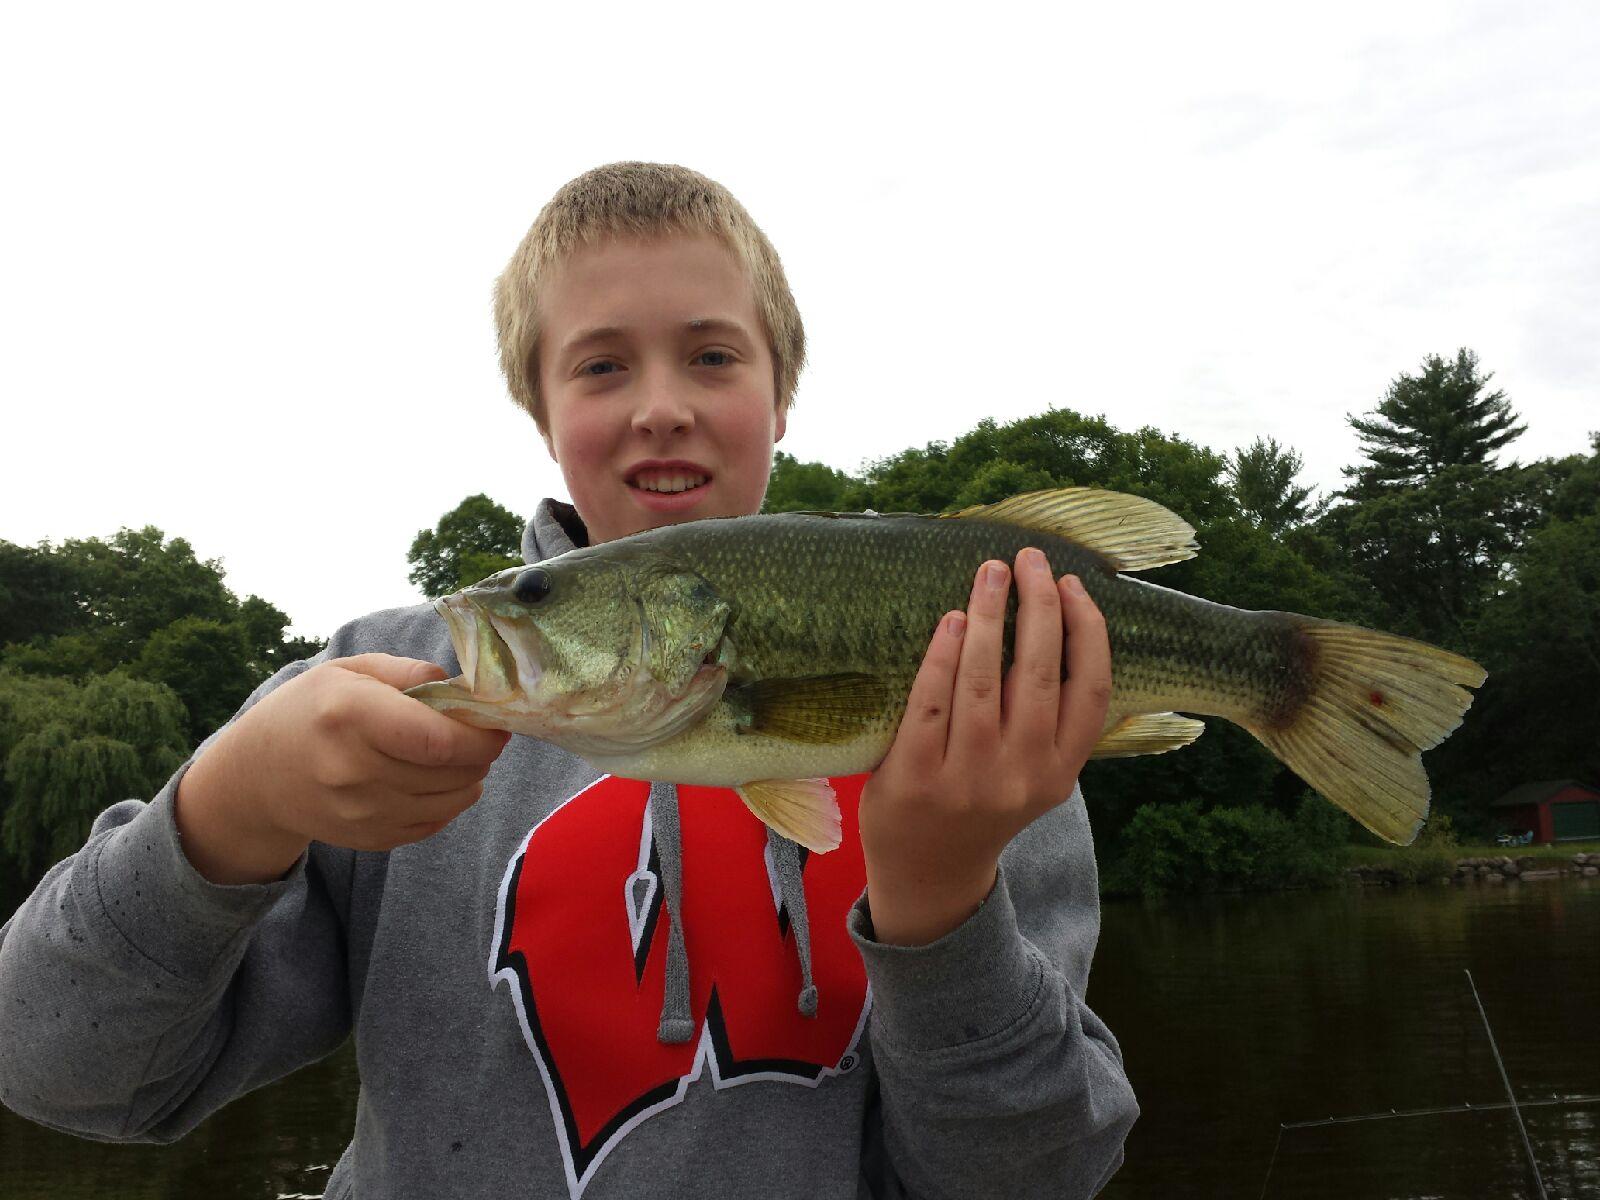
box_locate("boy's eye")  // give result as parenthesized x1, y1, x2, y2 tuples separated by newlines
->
(695, 349, 732, 367)
(581, 360, 620, 377)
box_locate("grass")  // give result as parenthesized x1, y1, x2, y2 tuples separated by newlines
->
(1453, 839, 1600, 861)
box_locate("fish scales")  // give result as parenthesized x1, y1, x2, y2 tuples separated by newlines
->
(658, 511, 1301, 728)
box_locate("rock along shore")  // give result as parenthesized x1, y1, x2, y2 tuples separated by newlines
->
(1347, 852, 1600, 886)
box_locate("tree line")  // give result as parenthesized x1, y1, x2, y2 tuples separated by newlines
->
(5, 349, 1596, 910)
(0, 531, 323, 916)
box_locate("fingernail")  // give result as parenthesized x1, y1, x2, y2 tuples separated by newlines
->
(1021, 547, 1047, 575)
(947, 612, 966, 638)
(985, 561, 1009, 591)
(1063, 574, 1086, 597)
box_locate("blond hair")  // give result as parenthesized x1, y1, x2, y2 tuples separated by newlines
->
(495, 162, 806, 430)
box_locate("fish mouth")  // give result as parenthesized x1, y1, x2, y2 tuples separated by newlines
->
(434, 593, 539, 699)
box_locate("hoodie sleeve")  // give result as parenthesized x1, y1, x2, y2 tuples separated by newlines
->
(849, 787, 1138, 1200)
(0, 654, 354, 1143)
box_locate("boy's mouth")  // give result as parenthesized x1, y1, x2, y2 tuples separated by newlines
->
(629, 471, 710, 495)
(625, 461, 713, 497)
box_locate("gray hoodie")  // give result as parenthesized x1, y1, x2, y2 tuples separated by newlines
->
(0, 500, 1138, 1199)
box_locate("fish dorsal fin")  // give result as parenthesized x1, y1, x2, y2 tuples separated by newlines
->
(944, 488, 1198, 572)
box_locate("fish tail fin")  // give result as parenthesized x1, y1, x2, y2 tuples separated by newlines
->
(1246, 620, 1486, 846)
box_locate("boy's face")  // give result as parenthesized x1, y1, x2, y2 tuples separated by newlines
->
(536, 233, 786, 546)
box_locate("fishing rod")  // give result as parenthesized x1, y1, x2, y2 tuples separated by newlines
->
(1280, 1092, 1600, 1131)
(1255, 971, 1589, 1199)
(1465, 968, 1549, 1200)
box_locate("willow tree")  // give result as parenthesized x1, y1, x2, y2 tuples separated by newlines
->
(0, 671, 187, 888)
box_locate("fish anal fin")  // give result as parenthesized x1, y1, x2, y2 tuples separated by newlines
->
(1091, 712, 1206, 758)
(729, 674, 890, 744)
(944, 488, 1198, 572)
(735, 778, 842, 853)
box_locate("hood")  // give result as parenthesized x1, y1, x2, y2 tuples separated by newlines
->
(524, 499, 589, 563)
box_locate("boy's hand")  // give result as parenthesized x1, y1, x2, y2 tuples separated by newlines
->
(175, 654, 510, 885)
(859, 549, 1112, 946)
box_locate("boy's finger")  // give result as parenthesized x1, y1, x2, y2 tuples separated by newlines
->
(395, 781, 487, 828)
(887, 611, 966, 765)
(336, 653, 448, 692)
(362, 693, 511, 769)
(1003, 547, 1064, 743)
(949, 560, 1008, 755)
(360, 751, 496, 797)
(1056, 575, 1113, 764)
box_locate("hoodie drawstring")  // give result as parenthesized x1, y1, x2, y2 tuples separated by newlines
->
(649, 781, 696, 1044)
(767, 826, 819, 1018)
(648, 781, 820, 1044)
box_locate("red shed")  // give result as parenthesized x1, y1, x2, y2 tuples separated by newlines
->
(1491, 779, 1600, 844)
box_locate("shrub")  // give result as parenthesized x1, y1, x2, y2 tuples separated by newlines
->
(1107, 793, 1352, 898)
(1108, 801, 1216, 900)
(1203, 805, 1298, 889)
(1389, 813, 1459, 882)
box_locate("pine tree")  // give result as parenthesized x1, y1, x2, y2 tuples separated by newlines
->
(1330, 349, 1527, 647)
(1344, 348, 1525, 493)
(1228, 437, 1318, 534)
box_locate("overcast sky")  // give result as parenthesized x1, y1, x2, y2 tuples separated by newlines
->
(3, 1, 1596, 637)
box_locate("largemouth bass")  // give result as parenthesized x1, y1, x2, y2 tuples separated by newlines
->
(406, 488, 1485, 853)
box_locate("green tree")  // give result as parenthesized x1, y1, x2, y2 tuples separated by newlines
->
(1329, 350, 1528, 647)
(1345, 349, 1525, 492)
(0, 671, 188, 913)
(1, 631, 110, 678)
(408, 494, 525, 598)
(1323, 466, 1525, 645)
(0, 540, 86, 647)
(1228, 437, 1319, 534)
(763, 451, 855, 513)
(134, 617, 260, 743)
(53, 527, 239, 662)
(1437, 511, 1600, 815)
(233, 594, 322, 674)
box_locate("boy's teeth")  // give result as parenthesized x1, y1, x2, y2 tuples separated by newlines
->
(636, 472, 708, 494)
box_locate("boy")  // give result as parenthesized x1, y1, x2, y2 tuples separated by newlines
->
(0, 162, 1137, 1198)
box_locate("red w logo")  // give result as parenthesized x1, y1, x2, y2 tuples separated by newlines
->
(489, 775, 872, 1198)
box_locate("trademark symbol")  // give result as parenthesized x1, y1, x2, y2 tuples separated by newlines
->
(838, 1053, 858, 1073)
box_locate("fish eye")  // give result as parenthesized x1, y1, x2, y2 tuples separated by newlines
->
(512, 568, 552, 604)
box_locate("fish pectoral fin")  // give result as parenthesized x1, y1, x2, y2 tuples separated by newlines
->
(735, 778, 842, 853)
(727, 674, 890, 744)
(1090, 712, 1206, 758)
(942, 488, 1198, 573)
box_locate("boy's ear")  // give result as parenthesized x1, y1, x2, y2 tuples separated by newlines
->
(774, 403, 787, 445)
(541, 427, 558, 462)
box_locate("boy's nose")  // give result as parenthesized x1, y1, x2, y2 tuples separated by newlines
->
(631, 384, 696, 438)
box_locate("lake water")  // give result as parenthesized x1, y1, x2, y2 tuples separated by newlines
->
(2, 876, 1596, 1199)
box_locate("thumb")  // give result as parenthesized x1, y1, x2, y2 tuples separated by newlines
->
(335, 653, 449, 692)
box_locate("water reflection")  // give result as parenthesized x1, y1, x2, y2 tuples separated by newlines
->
(1, 879, 1595, 1198)
(1092, 878, 1600, 1199)
(0, 1040, 354, 1200)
